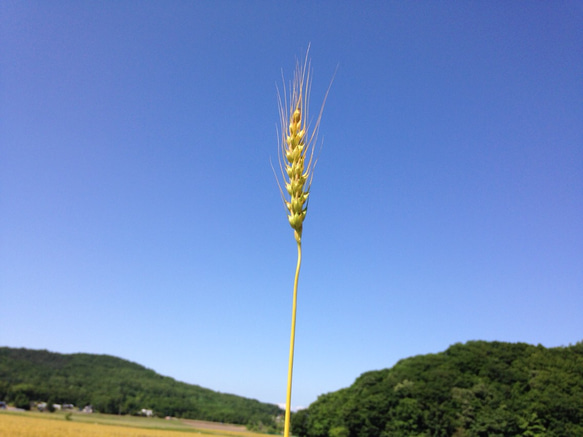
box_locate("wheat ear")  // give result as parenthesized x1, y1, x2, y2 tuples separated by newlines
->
(276, 47, 333, 437)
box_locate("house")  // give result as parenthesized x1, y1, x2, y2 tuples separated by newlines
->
(140, 408, 153, 417)
(82, 405, 93, 413)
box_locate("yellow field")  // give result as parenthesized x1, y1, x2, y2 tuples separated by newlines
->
(0, 412, 272, 437)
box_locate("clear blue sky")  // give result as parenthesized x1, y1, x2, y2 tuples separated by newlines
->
(1, 1, 582, 410)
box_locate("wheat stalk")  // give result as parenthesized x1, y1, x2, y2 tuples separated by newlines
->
(276, 46, 333, 437)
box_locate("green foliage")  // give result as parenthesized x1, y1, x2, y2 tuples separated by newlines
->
(329, 426, 349, 437)
(0, 347, 282, 426)
(291, 408, 309, 437)
(296, 341, 583, 437)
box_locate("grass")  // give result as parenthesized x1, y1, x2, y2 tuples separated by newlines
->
(0, 410, 273, 437)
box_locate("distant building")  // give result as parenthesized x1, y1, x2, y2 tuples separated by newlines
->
(140, 408, 153, 417)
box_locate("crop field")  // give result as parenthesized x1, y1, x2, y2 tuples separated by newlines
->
(0, 411, 272, 437)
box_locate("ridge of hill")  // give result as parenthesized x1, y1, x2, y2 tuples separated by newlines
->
(292, 340, 583, 437)
(0, 347, 282, 429)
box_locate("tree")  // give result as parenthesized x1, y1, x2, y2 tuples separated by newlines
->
(292, 409, 309, 437)
(298, 341, 583, 437)
(329, 426, 349, 437)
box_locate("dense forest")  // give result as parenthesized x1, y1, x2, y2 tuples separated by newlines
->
(291, 341, 583, 437)
(0, 347, 282, 429)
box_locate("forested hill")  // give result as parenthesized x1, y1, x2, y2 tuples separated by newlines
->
(292, 341, 583, 437)
(0, 347, 282, 427)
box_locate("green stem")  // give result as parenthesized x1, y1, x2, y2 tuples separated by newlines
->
(284, 240, 302, 437)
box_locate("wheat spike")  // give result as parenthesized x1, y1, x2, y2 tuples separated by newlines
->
(277, 47, 330, 244)
(276, 46, 334, 437)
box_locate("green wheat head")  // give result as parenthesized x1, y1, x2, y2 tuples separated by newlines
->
(277, 48, 331, 244)
(276, 46, 333, 437)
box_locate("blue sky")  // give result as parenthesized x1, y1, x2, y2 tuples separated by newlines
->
(1, 1, 582, 410)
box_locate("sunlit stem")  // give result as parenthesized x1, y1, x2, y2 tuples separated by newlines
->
(284, 241, 302, 437)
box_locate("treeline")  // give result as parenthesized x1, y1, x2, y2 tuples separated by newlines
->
(292, 341, 583, 437)
(0, 347, 282, 428)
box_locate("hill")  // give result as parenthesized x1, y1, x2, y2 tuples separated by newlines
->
(0, 347, 282, 428)
(291, 341, 583, 437)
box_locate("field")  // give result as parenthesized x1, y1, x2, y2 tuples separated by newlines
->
(0, 410, 273, 437)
